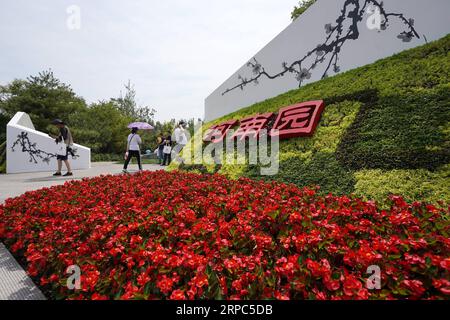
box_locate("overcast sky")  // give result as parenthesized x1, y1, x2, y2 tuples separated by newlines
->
(0, 0, 297, 122)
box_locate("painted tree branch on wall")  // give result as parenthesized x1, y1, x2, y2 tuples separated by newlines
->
(11, 131, 79, 165)
(222, 0, 419, 96)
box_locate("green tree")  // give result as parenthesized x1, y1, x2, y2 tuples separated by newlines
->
(291, 0, 317, 21)
(0, 71, 169, 163)
(112, 81, 156, 123)
(69, 101, 132, 155)
(0, 140, 6, 173)
(0, 70, 86, 133)
(0, 111, 7, 142)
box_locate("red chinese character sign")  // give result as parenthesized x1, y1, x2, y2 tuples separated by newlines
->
(269, 100, 325, 139)
(231, 112, 274, 141)
(203, 120, 238, 143)
(202, 100, 325, 143)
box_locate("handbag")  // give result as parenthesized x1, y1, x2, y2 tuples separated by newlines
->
(56, 142, 68, 156)
(163, 145, 172, 154)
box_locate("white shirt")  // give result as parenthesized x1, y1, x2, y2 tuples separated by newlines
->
(127, 134, 142, 151)
(174, 127, 188, 145)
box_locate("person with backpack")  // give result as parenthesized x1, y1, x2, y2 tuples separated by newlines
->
(123, 127, 142, 173)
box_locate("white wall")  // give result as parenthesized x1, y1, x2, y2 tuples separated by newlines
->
(205, 0, 450, 121)
(6, 112, 91, 174)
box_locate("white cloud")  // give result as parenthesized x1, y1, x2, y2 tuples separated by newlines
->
(0, 0, 296, 121)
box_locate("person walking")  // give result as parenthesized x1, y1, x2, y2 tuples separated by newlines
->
(162, 134, 172, 166)
(50, 119, 74, 177)
(123, 127, 142, 173)
(173, 120, 188, 164)
(157, 136, 165, 165)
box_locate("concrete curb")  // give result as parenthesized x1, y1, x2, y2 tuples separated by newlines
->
(0, 243, 46, 300)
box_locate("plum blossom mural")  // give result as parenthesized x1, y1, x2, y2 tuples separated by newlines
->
(222, 0, 419, 96)
(11, 131, 78, 165)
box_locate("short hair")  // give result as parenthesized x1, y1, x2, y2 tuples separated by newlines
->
(131, 127, 138, 134)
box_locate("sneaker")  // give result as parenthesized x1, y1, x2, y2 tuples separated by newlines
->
(122, 169, 129, 174)
(53, 172, 62, 176)
(63, 172, 73, 177)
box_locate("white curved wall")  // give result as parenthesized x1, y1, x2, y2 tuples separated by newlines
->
(6, 112, 91, 174)
(205, 0, 450, 121)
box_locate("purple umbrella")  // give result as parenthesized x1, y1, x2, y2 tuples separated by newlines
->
(127, 122, 154, 130)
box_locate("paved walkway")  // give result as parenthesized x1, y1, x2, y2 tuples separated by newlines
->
(0, 162, 162, 203)
(0, 162, 162, 300)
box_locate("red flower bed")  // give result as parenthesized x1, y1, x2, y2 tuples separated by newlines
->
(0, 171, 449, 300)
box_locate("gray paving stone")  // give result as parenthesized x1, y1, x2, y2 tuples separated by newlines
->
(0, 243, 46, 300)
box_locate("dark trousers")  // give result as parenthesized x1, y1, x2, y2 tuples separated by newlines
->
(124, 150, 142, 170)
(162, 152, 171, 166)
(158, 147, 164, 164)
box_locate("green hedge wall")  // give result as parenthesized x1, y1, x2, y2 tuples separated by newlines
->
(336, 86, 450, 171)
(174, 35, 450, 204)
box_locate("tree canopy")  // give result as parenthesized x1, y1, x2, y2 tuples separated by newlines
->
(291, 0, 317, 21)
(111, 80, 156, 123)
(0, 70, 195, 166)
(0, 70, 86, 132)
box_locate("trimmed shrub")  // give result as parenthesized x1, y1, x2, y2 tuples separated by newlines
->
(336, 87, 450, 171)
(354, 165, 450, 205)
(175, 34, 450, 204)
(91, 153, 123, 162)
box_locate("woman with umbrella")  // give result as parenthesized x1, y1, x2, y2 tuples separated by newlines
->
(123, 122, 153, 173)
